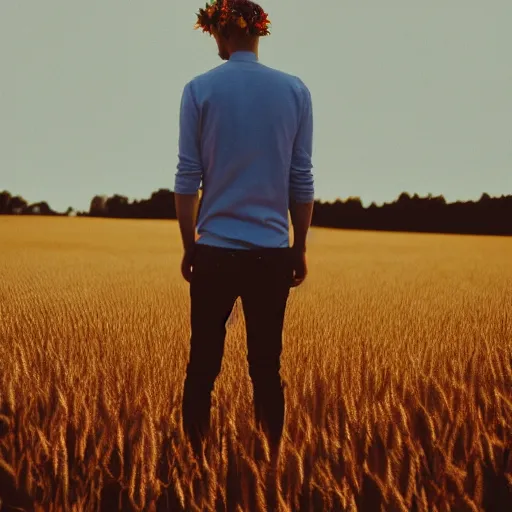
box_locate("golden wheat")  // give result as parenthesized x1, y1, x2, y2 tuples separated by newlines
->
(0, 216, 511, 511)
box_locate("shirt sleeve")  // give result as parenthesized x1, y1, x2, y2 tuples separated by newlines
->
(174, 81, 203, 195)
(289, 81, 314, 203)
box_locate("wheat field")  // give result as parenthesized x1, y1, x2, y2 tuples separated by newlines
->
(0, 216, 511, 512)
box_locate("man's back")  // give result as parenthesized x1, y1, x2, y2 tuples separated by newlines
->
(175, 51, 314, 249)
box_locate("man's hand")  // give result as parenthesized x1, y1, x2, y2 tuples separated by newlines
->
(175, 192, 200, 282)
(291, 247, 307, 287)
(181, 245, 196, 283)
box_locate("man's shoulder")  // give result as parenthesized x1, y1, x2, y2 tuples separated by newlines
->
(182, 65, 224, 94)
(187, 64, 227, 85)
(260, 64, 309, 90)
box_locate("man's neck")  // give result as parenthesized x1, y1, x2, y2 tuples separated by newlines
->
(229, 47, 258, 59)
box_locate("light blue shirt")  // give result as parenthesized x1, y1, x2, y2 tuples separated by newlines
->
(175, 51, 314, 249)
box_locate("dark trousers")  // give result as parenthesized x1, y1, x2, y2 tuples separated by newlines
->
(182, 243, 293, 456)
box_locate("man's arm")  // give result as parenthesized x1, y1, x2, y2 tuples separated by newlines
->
(289, 81, 314, 251)
(175, 193, 200, 253)
(174, 82, 203, 253)
(289, 199, 314, 251)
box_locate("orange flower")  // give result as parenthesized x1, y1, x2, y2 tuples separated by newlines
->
(194, 1, 271, 37)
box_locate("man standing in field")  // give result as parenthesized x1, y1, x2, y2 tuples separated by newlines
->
(174, 0, 315, 459)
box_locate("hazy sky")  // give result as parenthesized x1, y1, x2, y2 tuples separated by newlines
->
(2, 1, 511, 212)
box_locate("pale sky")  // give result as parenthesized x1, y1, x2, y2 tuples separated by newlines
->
(1, 1, 511, 212)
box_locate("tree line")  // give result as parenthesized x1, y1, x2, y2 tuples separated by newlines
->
(1, 189, 511, 236)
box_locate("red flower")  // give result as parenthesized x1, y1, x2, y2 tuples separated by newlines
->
(194, 0, 271, 36)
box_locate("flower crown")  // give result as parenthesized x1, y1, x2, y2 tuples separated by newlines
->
(194, 0, 271, 37)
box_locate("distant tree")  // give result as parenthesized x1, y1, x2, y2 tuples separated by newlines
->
(148, 189, 176, 218)
(397, 192, 411, 203)
(10, 196, 28, 214)
(38, 202, 54, 215)
(0, 191, 12, 213)
(106, 194, 129, 218)
(26, 202, 55, 215)
(345, 196, 363, 207)
(89, 195, 108, 217)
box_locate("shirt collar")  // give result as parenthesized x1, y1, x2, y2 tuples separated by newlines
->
(229, 51, 258, 62)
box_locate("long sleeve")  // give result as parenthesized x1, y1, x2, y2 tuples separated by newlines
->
(289, 82, 314, 203)
(175, 82, 203, 195)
